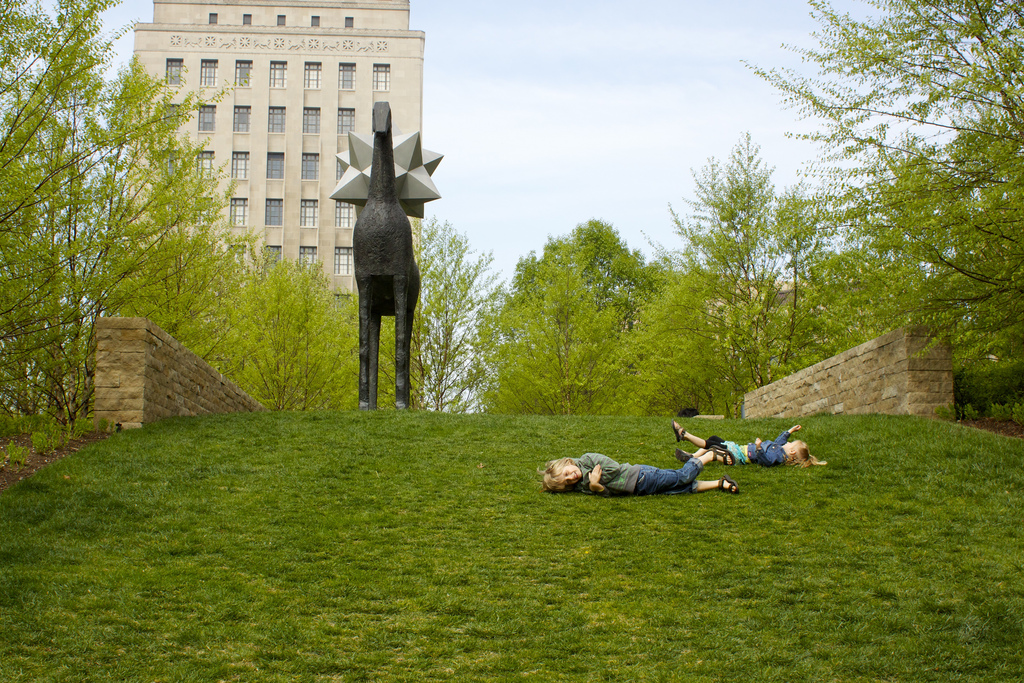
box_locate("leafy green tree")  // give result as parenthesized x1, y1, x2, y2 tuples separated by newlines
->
(664, 134, 834, 413)
(481, 266, 625, 414)
(0, 0, 233, 425)
(481, 221, 659, 414)
(411, 218, 499, 412)
(509, 219, 664, 328)
(223, 257, 359, 411)
(754, 0, 1024, 360)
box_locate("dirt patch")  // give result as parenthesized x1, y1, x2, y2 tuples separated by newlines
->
(959, 417, 1024, 440)
(0, 431, 111, 496)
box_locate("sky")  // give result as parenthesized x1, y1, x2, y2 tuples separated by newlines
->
(99, 0, 834, 280)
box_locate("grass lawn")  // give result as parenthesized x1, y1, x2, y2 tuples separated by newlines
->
(1, 411, 1022, 681)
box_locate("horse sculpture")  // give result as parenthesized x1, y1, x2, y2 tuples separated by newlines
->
(353, 101, 420, 410)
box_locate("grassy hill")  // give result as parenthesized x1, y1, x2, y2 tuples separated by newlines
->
(1, 411, 1021, 681)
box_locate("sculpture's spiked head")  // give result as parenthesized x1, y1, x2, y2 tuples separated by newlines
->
(372, 101, 391, 134)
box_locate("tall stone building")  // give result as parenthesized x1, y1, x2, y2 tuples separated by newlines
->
(133, 0, 425, 292)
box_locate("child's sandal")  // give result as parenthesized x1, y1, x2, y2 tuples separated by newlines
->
(675, 448, 692, 463)
(712, 446, 736, 466)
(671, 420, 686, 442)
(718, 475, 739, 494)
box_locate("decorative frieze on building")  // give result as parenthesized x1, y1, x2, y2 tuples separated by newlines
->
(169, 34, 389, 53)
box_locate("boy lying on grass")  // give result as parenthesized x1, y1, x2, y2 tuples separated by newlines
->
(540, 450, 739, 496)
(672, 421, 826, 468)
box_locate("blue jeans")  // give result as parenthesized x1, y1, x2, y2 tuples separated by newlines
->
(633, 459, 703, 496)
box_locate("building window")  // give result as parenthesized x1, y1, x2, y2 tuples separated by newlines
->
(300, 200, 319, 227)
(277, 15, 286, 26)
(338, 108, 355, 134)
(311, 15, 320, 27)
(233, 106, 251, 132)
(166, 58, 183, 85)
(304, 62, 322, 89)
(164, 103, 180, 122)
(265, 245, 281, 262)
(265, 199, 283, 226)
(335, 246, 353, 275)
(268, 107, 286, 133)
(234, 60, 252, 86)
(301, 153, 320, 180)
(335, 201, 354, 228)
(208, 13, 218, 24)
(345, 17, 354, 28)
(200, 60, 218, 87)
(267, 152, 284, 179)
(337, 159, 343, 180)
(270, 61, 287, 87)
(231, 152, 249, 179)
(243, 14, 252, 25)
(301, 153, 319, 180)
(198, 105, 216, 132)
(302, 107, 320, 134)
(300, 246, 317, 264)
(230, 198, 248, 226)
(373, 64, 390, 91)
(198, 151, 215, 171)
(339, 63, 355, 90)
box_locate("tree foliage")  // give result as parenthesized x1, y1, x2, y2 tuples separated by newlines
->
(222, 257, 359, 411)
(754, 0, 1024, 359)
(0, 0, 236, 424)
(660, 134, 835, 413)
(481, 221, 662, 414)
(411, 218, 499, 412)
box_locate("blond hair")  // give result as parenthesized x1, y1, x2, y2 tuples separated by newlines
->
(538, 457, 577, 492)
(785, 440, 827, 467)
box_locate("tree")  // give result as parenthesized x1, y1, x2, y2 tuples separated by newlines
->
(481, 221, 660, 414)
(754, 0, 1024, 359)
(481, 266, 626, 414)
(411, 218, 499, 412)
(0, 0, 234, 425)
(223, 256, 359, 411)
(665, 134, 829, 413)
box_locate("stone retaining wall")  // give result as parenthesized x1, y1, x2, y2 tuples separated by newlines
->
(743, 327, 952, 419)
(94, 317, 264, 429)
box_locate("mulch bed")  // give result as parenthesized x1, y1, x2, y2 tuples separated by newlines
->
(0, 431, 110, 496)
(2, 417, 1022, 497)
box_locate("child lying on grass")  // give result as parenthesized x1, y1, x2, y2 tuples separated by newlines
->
(672, 421, 826, 468)
(539, 451, 739, 496)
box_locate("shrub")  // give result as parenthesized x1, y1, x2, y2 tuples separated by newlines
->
(990, 403, 1014, 421)
(1013, 402, 1024, 427)
(4, 443, 30, 471)
(30, 424, 66, 456)
(954, 359, 1024, 416)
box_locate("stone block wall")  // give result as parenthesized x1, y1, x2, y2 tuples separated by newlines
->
(94, 317, 264, 429)
(743, 327, 953, 419)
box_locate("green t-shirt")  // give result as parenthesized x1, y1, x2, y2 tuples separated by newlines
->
(571, 453, 641, 496)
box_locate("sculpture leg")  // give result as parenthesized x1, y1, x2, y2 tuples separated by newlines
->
(357, 276, 378, 411)
(367, 311, 381, 411)
(394, 275, 411, 410)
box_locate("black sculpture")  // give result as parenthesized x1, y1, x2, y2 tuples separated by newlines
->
(353, 101, 420, 410)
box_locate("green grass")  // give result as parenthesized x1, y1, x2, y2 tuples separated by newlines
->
(1, 411, 1022, 681)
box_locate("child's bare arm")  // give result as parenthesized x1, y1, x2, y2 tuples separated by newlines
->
(589, 464, 605, 493)
(789, 424, 802, 433)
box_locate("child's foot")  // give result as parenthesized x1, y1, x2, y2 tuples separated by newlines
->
(718, 475, 739, 494)
(675, 448, 692, 463)
(671, 420, 686, 442)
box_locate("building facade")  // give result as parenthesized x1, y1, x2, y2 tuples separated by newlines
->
(133, 0, 424, 291)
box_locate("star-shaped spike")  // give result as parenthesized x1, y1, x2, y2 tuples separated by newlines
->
(330, 129, 442, 218)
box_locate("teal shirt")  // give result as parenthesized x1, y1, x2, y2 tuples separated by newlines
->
(571, 453, 641, 496)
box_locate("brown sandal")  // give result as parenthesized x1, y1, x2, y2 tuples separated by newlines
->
(718, 475, 739, 494)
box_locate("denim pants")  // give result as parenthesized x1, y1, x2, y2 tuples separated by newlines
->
(633, 458, 703, 496)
